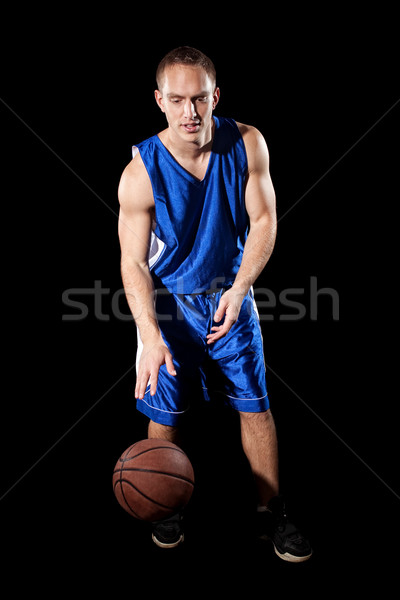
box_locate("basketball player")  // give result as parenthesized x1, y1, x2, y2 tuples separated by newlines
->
(118, 47, 312, 562)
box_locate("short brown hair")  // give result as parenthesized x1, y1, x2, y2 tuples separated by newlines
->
(156, 46, 217, 90)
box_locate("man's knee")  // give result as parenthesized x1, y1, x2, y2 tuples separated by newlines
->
(239, 409, 274, 425)
(148, 420, 180, 444)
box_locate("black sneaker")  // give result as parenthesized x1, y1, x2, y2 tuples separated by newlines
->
(257, 496, 312, 562)
(151, 513, 184, 548)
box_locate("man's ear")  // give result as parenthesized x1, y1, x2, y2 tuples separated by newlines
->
(154, 90, 165, 113)
(212, 87, 220, 110)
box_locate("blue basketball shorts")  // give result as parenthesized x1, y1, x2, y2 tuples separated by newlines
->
(135, 287, 269, 426)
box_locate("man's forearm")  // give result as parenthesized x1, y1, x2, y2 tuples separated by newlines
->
(232, 216, 277, 295)
(120, 259, 162, 344)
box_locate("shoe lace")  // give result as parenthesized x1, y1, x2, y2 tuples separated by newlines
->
(275, 509, 289, 532)
(274, 507, 303, 541)
(161, 520, 178, 534)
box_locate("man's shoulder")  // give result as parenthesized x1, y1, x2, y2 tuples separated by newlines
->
(236, 121, 264, 142)
(121, 149, 147, 185)
(118, 149, 154, 211)
(235, 122, 269, 167)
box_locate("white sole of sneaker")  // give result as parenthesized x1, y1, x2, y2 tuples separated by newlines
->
(274, 546, 313, 563)
(151, 533, 184, 549)
(259, 534, 312, 562)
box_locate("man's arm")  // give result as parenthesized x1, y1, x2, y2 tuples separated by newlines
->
(118, 155, 176, 399)
(207, 124, 277, 344)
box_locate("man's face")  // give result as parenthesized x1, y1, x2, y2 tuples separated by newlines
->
(155, 65, 220, 143)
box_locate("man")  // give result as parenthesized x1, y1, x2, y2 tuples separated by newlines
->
(118, 46, 311, 562)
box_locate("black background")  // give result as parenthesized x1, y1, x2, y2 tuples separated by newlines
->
(1, 6, 399, 595)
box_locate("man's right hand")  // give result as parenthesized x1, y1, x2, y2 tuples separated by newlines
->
(135, 340, 176, 400)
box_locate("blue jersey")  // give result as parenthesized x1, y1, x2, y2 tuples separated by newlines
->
(133, 116, 249, 294)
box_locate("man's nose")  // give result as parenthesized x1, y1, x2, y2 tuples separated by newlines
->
(183, 99, 197, 119)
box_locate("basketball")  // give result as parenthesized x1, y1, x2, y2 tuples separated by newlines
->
(112, 438, 195, 522)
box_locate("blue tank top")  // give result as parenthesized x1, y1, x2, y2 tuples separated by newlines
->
(133, 116, 248, 294)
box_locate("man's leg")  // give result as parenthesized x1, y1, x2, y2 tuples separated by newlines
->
(239, 409, 312, 561)
(147, 419, 184, 548)
(239, 409, 279, 505)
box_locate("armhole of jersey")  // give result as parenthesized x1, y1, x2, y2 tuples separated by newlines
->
(132, 145, 139, 158)
(233, 122, 249, 176)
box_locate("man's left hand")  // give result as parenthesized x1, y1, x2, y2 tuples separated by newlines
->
(206, 288, 246, 344)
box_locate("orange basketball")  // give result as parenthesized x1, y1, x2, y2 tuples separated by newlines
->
(112, 439, 195, 521)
